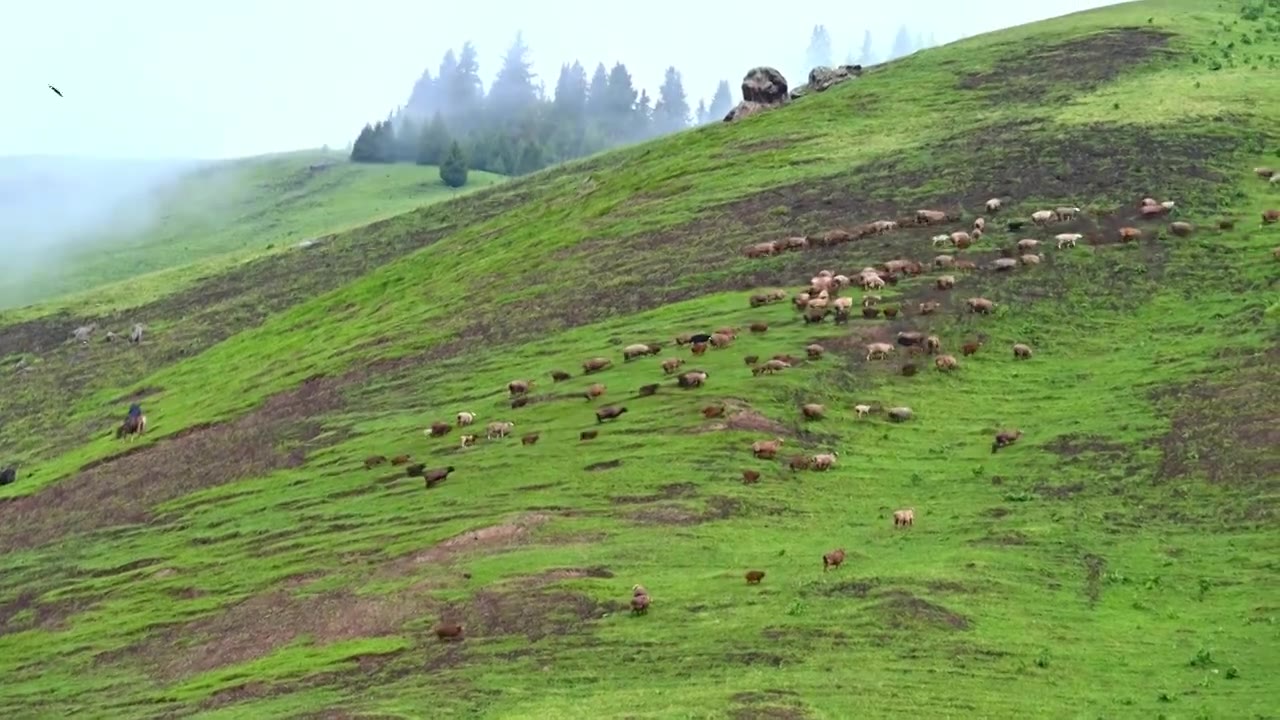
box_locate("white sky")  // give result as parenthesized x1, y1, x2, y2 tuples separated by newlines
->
(2, 0, 1122, 160)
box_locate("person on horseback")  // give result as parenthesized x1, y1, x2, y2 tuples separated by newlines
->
(117, 402, 145, 439)
(128, 402, 142, 420)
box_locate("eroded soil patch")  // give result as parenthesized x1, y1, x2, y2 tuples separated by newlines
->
(624, 495, 742, 525)
(873, 589, 970, 630)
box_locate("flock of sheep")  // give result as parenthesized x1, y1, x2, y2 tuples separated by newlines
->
(373, 179, 1280, 642)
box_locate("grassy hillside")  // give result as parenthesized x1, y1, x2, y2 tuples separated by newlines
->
(0, 150, 504, 312)
(2, 1, 1279, 718)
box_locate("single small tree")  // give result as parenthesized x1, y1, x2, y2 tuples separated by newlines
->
(439, 141, 469, 187)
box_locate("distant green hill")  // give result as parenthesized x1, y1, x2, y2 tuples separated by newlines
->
(1, 1, 1278, 718)
(0, 150, 503, 310)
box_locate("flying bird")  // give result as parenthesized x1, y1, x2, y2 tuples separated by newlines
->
(48, 84, 63, 97)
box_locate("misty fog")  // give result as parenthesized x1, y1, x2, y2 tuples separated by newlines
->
(1, 0, 1122, 308)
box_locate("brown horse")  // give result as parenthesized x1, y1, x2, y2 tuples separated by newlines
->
(116, 414, 147, 441)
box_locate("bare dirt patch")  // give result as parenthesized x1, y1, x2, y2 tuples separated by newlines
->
(438, 588, 622, 642)
(1035, 482, 1087, 500)
(730, 689, 811, 720)
(959, 28, 1175, 103)
(873, 589, 970, 630)
(405, 512, 552, 566)
(624, 495, 742, 526)
(0, 375, 348, 551)
(610, 482, 698, 505)
(0, 590, 91, 637)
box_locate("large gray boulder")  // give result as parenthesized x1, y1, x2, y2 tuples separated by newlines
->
(723, 67, 789, 122)
(791, 64, 863, 99)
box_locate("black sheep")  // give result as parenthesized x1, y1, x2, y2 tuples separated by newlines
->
(0, 466, 15, 486)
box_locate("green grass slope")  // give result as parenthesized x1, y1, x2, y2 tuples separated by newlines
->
(0, 149, 504, 312)
(2, 1, 1280, 718)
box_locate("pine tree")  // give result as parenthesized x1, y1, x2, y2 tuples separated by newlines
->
(553, 61, 588, 119)
(806, 25, 833, 69)
(859, 30, 877, 66)
(708, 80, 733, 121)
(405, 69, 435, 118)
(695, 99, 708, 125)
(653, 66, 690, 134)
(605, 62, 638, 139)
(633, 89, 654, 140)
(891, 25, 914, 60)
(490, 32, 538, 113)
(439, 141, 469, 187)
(415, 113, 451, 166)
(445, 42, 483, 116)
(350, 123, 378, 163)
(395, 116, 420, 162)
(586, 62, 610, 120)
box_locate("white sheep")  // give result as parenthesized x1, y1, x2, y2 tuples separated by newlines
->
(1031, 209, 1054, 224)
(486, 421, 515, 439)
(931, 233, 951, 247)
(811, 452, 838, 470)
(1272, 175, 1280, 185)
(862, 274, 886, 290)
(1054, 206, 1081, 221)
(1160, 200, 1175, 210)
(985, 198, 1002, 212)
(972, 217, 985, 232)
(1016, 238, 1040, 252)
(950, 231, 971, 245)
(457, 411, 477, 426)
(1019, 253, 1043, 265)
(1055, 232, 1081, 249)
(833, 296, 854, 313)
(854, 404, 872, 418)
(934, 254, 955, 268)
(865, 342, 894, 361)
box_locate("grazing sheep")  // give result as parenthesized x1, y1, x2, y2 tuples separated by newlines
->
(801, 403, 826, 420)
(1272, 175, 1280, 186)
(1006, 219, 1025, 231)
(364, 455, 388, 469)
(745, 241, 778, 258)
(1118, 227, 1142, 242)
(866, 342, 894, 361)
(1256, 167, 1276, 178)
(1017, 238, 1041, 252)
(1054, 206, 1080, 221)
(508, 380, 533, 396)
(1055, 233, 1081, 249)
(460, 434, 478, 448)
(951, 230, 972, 247)
(511, 396, 530, 409)
(863, 274, 886, 290)
(1013, 343, 1033, 359)
(897, 331, 924, 347)
(596, 405, 628, 423)
(931, 233, 952, 248)
(789, 455, 812, 471)
(992, 429, 1023, 453)
(749, 321, 769, 334)
(702, 405, 726, 418)
(631, 590, 651, 615)
(129, 323, 145, 344)
(936, 275, 956, 290)
(678, 370, 709, 388)
(1170, 221, 1193, 237)
(973, 217, 986, 233)
(426, 422, 452, 438)
(1263, 209, 1280, 224)
(580, 430, 598, 441)
(887, 406, 913, 422)
(423, 466, 455, 488)
(833, 296, 854, 314)
(637, 383, 659, 397)
(710, 333, 735, 349)
(893, 508, 915, 527)
(583, 357, 612, 374)
(935, 354, 959, 371)
(985, 198, 1003, 212)
(661, 357, 685, 374)
(966, 297, 995, 314)
(954, 259, 977, 272)
(391, 455, 411, 465)
(1019, 253, 1043, 266)
(0, 466, 14, 486)
(584, 383, 606, 401)
(1160, 200, 1175, 210)
(486, 421, 515, 440)
(521, 433, 540, 446)
(550, 369, 571, 382)
(823, 548, 847, 571)
(806, 343, 825, 360)
(924, 335, 941, 354)
(882, 306, 899, 319)
(405, 463, 425, 477)
(810, 452, 838, 470)
(918, 300, 941, 315)
(434, 623, 464, 642)
(934, 254, 955, 269)
(862, 306, 880, 319)
(1031, 209, 1054, 225)
(691, 341, 709, 355)
(751, 438, 784, 459)
(623, 343, 656, 361)
(1139, 204, 1168, 219)
(745, 570, 766, 584)
(961, 340, 982, 356)
(456, 411, 477, 427)
(742, 469, 761, 485)
(916, 209, 947, 224)
(992, 257, 1019, 272)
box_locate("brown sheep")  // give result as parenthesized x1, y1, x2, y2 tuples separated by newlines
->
(508, 380, 533, 396)
(924, 335, 941, 354)
(893, 508, 915, 527)
(749, 293, 772, 308)
(915, 209, 947, 224)
(1169, 221, 1193, 237)
(749, 322, 769, 333)
(801, 403, 826, 420)
(1118, 227, 1142, 242)
(583, 357, 612, 374)
(434, 623, 464, 642)
(751, 438, 784, 459)
(806, 343, 825, 360)
(691, 342, 709, 356)
(1013, 343, 1033, 359)
(962, 340, 982, 356)
(584, 383, 606, 401)
(918, 300, 941, 315)
(423, 466, 455, 488)
(674, 333, 694, 345)
(745, 570, 766, 584)
(521, 433, 540, 446)
(715, 327, 739, 339)
(702, 405, 726, 419)
(823, 548, 846, 571)
(391, 454, 411, 466)
(897, 331, 924, 346)
(935, 354, 959, 371)
(678, 370, 709, 388)
(773, 353, 801, 365)
(992, 429, 1023, 453)
(1139, 204, 1168, 219)
(511, 396, 530, 409)
(710, 333, 734, 349)
(788, 455, 812, 471)
(661, 357, 685, 374)
(752, 359, 790, 376)
(742, 469, 761, 485)
(460, 434, 478, 448)
(596, 405, 628, 423)
(427, 422, 452, 438)
(862, 306, 880, 319)
(804, 305, 828, 324)
(901, 363, 918, 377)
(743, 355, 759, 366)
(882, 306, 899, 319)
(966, 297, 995, 314)
(954, 259, 977, 272)
(631, 590, 651, 615)
(744, 241, 778, 258)
(637, 383, 659, 397)
(364, 455, 387, 469)
(580, 430, 598, 441)
(936, 275, 956, 290)
(1263, 209, 1280, 224)
(550, 370, 571, 382)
